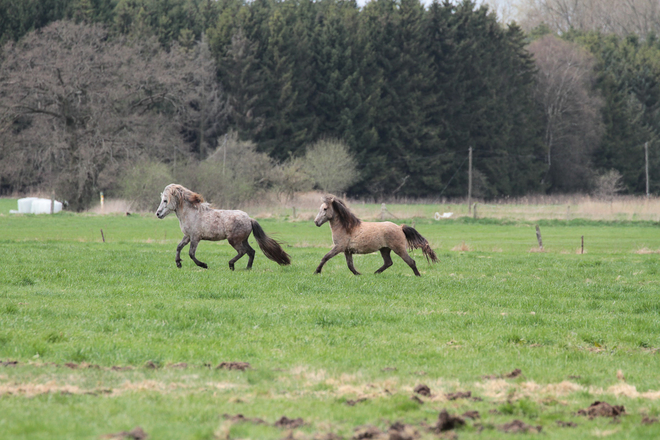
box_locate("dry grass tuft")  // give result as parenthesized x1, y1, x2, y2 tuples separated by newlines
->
(634, 247, 660, 254)
(528, 247, 546, 253)
(451, 241, 472, 252)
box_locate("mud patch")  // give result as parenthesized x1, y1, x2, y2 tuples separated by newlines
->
(413, 384, 431, 397)
(410, 395, 424, 404)
(435, 409, 465, 432)
(169, 362, 187, 369)
(352, 425, 383, 439)
(445, 391, 471, 400)
(222, 414, 266, 425)
(483, 368, 521, 380)
(499, 420, 542, 433)
(462, 410, 480, 420)
(556, 421, 577, 427)
(1, 360, 18, 367)
(216, 362, 251, 371)
(642, 416, 659, 425)
(274, 416, 304, 429)
(388, 421, 420, 440)
(578, 401, 625, 419)
(144, 361, 158, 369)
(100, 426, 148, 440)
(346, 397, 367, 406)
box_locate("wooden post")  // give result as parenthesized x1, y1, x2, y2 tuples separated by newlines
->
(100, 229, 105, 243)
(292, 206, 296, 219)
(50, 193, 55, 214)
(381, 203, 386, 221)
(473, 203, 477, 219)
(581, 235, 584, 254)
(645, 142, 650, 198)
(467, 146, 473, 214)
(535, 225, 543, 250)
(566, 205, 570, 221)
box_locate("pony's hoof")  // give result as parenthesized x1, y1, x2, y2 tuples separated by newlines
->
(176, 261, 182, 268)
(229, 264, 235, 271)
(199, 263, 208, 269)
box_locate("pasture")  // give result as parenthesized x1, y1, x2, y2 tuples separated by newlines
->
(1, 199, 660, 439)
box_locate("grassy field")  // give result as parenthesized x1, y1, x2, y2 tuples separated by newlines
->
(1, 199, 660, 439)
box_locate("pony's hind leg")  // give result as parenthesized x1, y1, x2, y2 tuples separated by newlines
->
(375, 248, 394, 274)
(188, 239, 208, 269)
(228, 239, 255, 271)
(344, 252, 361, 275)
(175, 236, 191, 268)
(393, 248, 421, 277)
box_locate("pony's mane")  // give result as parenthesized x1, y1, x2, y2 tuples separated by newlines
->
(167, 184, 205, 208)
(325, 196, 361, 233)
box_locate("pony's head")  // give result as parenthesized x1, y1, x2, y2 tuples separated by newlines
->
(314, 196, 361, 232)
(156, 184, 204, 219)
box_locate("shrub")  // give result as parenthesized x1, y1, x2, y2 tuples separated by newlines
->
(304, 138, 358, 194)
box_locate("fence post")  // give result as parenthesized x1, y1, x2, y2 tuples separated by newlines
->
(535, 225, 543, 250)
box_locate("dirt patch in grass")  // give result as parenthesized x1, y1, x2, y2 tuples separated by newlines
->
(388, 421, 420, 440)
(413, 384, 431, 396)
(216, 362, 251, 371)
(100, 426, 148, 440)
(642, 416, 659, 425)
(351, 425, 381, 439)
(556, 421, 578, 427)
(445, 391, 472, 400)
(462, 411, 480, 420)
(482, 368, 521, 380)
(434, 409, 465, 432)
(274, 416, 305, 429)
(0, 381, 84, 397)
(499, 420, 542, 434)
(222, 414, 266, 425)
(577, 401, 625, 419)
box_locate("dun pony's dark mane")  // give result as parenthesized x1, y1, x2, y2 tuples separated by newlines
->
(326, 196, 361, 233)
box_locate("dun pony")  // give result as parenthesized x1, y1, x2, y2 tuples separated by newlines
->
(156, 184, 291, 270)
(314, 196, 438, 276)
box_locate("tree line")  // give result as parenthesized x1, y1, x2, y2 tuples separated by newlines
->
(0, 0, 658, 210)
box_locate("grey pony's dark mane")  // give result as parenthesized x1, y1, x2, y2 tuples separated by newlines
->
(170, 184, 205, 209)
(325, 196, 361, 233)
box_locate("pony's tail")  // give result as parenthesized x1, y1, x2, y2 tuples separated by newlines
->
(402, 225, 438, 263)
(251, 220, 291, 266)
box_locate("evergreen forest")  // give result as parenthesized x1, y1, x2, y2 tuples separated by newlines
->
(1, 0, 659, 209)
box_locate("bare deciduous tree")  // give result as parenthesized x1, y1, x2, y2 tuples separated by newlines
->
(528, 35, 603, 192)
(0, 21, 227, 209)
(593, 169, 626, 201)
(519, 0, 660, 37)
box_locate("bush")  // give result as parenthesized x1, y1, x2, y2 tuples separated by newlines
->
(118, 161, 174, 211)
(182, 132, 274, 208)
(304, 138, 358, 194)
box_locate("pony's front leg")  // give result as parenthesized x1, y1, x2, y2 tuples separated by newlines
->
(344, 252, 361, 275)
(315, 247, 341, 274)
(175, 236, 191, 268)
(188, 238, 208, 269)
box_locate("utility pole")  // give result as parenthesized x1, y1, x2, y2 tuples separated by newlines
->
(467, 146, 473, 214)
(645, 142, 650, 198)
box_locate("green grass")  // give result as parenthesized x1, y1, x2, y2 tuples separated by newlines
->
(1, 207, 660, 439)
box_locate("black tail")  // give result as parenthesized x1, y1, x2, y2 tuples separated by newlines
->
(402, 225, 438, 263)
(251, 220, 291, 266)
